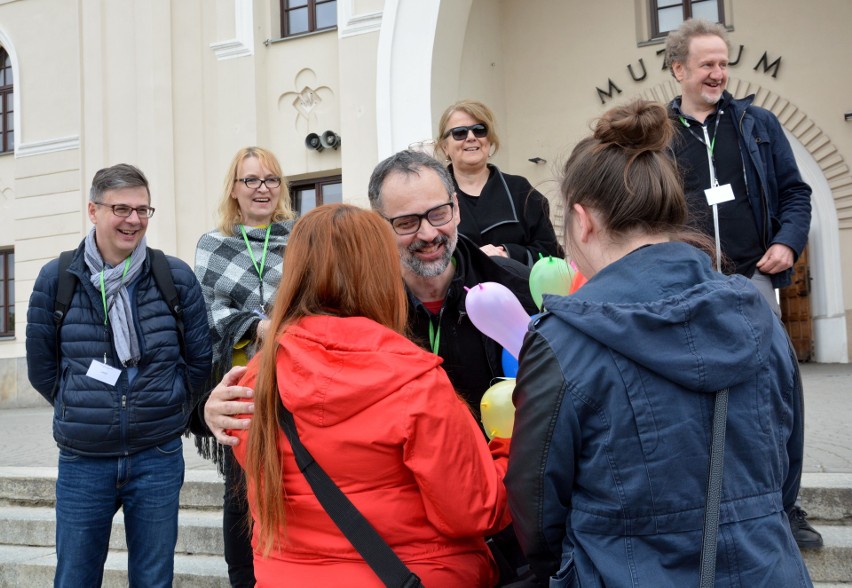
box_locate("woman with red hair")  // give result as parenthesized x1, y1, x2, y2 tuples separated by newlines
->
(231, 204, 511, 587)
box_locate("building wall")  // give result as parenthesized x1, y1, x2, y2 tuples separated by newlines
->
(444, 0, 852, 360)
(2, 0, 850, 406)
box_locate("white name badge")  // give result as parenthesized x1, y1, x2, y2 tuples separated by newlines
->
(704, 183, 736, 206)
(87, 360, 121, 386)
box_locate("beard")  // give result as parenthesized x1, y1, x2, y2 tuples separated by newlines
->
(400, 231, 458, 278)
(700, 88, 723, 106)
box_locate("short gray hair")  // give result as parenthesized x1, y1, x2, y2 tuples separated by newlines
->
(367, 150, 455, 210)
(664, 19, 730, 78)
(89, 163, 150, 202)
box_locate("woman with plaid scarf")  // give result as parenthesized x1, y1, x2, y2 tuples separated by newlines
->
(194, 147, 296, 587)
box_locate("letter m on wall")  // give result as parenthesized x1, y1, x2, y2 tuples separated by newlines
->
(754, 52, 782, 78)
(596, 79, 623, 105)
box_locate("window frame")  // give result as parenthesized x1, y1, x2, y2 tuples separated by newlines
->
(280, 0, 338, 39)
(0, 248, 14, 338)
(289, 175, 342, 217)
(0, 47, 13, 154)
(650, 0, 726, 39)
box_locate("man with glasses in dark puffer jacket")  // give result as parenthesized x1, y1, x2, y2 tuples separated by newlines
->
(26, 163, 212, 587)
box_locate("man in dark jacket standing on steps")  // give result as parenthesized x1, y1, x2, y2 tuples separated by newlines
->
(664, 18, 818, 550)
(25, 163, 212, 587)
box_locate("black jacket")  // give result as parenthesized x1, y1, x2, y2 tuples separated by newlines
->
(406, 235, 537, 416)
(453, 164, 563, 266)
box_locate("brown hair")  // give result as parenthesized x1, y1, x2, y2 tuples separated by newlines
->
(216, 147, 296, 235)
(664, 18, 730, 78)
(245, 203, 408, 555)
(434, 99, 501, 162)
(561, 100, 687, 244)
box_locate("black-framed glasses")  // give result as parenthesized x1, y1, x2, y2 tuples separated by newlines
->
(94, 203, 155, 218)
(236, 177, 282, 189)
(443, 124, 488, 141)
(383, 202, 454, 236)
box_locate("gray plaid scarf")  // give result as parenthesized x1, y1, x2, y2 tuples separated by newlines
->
(84, 228, 148, 366)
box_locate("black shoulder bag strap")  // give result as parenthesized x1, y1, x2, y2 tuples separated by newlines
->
(698, 388, 729, 588)
(275, 395, 422, 588)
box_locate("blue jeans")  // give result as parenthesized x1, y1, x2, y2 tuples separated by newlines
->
(54, 437, 185, 588)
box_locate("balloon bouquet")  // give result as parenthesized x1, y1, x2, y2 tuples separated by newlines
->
(467, 255, 585, 439)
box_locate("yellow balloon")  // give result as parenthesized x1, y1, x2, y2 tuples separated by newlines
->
(480, 379, 516, 439)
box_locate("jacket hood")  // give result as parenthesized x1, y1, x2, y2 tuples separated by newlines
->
(540, 242, 776, 393)
(274, 315, 443, 427)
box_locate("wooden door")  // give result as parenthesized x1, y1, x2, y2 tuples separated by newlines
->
(780, 246, 813, 361)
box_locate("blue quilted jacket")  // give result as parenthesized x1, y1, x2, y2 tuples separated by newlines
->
(26, 242, 212, 457)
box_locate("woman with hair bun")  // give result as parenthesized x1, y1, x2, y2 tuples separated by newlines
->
(506, 100, 812, 586)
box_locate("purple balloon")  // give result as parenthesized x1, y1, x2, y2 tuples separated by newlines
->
(465, 282, 531, 359)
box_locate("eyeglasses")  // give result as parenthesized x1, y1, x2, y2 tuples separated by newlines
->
(383, 202, 454, 236)
(94, 203, 156, 218)
(443, 124, 488, 141)
(235, 177, 282, 189)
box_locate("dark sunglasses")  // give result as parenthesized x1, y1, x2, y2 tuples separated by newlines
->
(443, 123, 488, 141)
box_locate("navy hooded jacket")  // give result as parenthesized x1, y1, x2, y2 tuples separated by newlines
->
(506, 242, 811, 587)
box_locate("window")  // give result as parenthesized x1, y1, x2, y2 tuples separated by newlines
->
(651, 0, 725, 37)
(290, 176, 342, 216)
(0, 248, 13, 337)
(281, 0, 337, 38)
(0, 47, 13, 154)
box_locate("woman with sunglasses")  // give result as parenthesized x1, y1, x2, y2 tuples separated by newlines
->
(193, 146, 297, 587)
(436, 99, 562, 265)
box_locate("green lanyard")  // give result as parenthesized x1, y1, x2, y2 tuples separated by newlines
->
(678, 114, 720, 155)
(241, 225, 272, 283)
(99, 257, 131, 326)
(427, 318, 441, 355)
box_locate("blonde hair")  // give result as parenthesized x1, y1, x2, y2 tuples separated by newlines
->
(245, 204, 408, 555)
(434, 99, 501, 162)
(216, 147, 296, 235)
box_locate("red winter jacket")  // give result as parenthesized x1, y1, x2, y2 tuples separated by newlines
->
(232, 315, 511, 587)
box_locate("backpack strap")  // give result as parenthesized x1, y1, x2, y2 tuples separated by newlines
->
(147, 247, 186, 360)
(52, 250, 78, 398)
(53, 250, 78, 326)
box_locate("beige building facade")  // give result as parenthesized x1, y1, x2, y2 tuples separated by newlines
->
(1, 0, 849, 405)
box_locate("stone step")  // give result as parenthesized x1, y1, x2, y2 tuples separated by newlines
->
(0, 466, 224, 510)
(0, 505, 223, 556)
(0, 470, 845, 519)
(0, 544, 228, 587)
(0, 469, 849, 583)
(800, 473, 852, 523)
(801, 525, 852, 584)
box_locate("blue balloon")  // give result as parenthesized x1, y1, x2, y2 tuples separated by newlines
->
(501, 348, 519, 378)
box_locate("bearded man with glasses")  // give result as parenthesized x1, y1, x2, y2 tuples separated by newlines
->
(25, 163, 212, 587)
(201, 150, 539, 584)
(366, 151, 538, 413)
